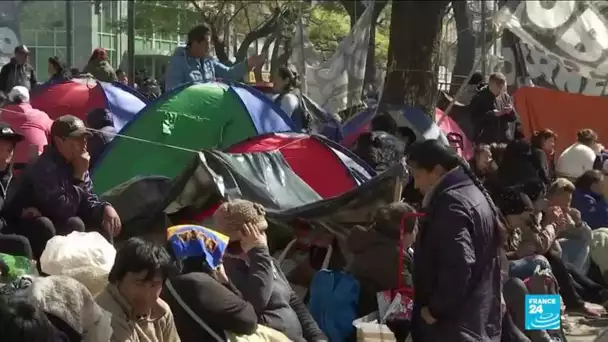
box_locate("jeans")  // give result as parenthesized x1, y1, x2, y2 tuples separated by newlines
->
(509, 255, 551, 280)
(503, 277, 552, 342)
(558, 238, 590, 274)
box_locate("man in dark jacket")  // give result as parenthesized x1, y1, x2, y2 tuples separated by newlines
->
(407, 139, 503, 342)
(0, 45, 37, 94)
(85, 108, 115, 168)
(470, 72, 522, 144)
(2, 115, 121, 257)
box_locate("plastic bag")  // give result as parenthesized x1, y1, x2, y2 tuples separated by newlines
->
(40, 232, 116, 296)
(0, 253, 37, 282)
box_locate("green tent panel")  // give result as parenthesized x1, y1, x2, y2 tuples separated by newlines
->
(92, 82, 294, 194)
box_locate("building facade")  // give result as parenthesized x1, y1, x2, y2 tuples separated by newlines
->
(17, 0, 182, 82)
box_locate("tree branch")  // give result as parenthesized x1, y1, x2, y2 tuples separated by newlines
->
(234, 7, 283, 62)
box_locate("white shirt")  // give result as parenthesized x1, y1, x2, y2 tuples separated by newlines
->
(272, 93, 299, 118)
(556, 142, 597, 179)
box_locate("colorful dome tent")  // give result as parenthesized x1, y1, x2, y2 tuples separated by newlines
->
(227, 133, 374, 198)
(30, 78, 148, 131)
(435, 109, 473, 160)
(341, 106, 450, 147)
(92, 82, 295, 195)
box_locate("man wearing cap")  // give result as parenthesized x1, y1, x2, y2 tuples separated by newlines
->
(0, 122, 35, 259)
(3, 115, 121, 257)
(1, 86, 53, 167)
(0, 45, 37, 94)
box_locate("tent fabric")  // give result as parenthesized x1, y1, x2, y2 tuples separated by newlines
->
(227, 133, 375, 198)
(435, 109, 474, 160)
(161, 151, 404, 240)
(92, 82, 295, 195)
(30, 78, 148, 131)
(341, 106, 449, 147)
(513, 87, 608, 154)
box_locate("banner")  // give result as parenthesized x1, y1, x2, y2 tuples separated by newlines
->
(291, 4, 373, 114)
(495, 0, 608, 96)
(0, 1, 23, 68)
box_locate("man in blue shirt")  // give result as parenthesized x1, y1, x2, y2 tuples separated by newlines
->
(165, 24, 266, 91)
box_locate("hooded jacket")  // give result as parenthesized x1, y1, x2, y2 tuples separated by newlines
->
(0, 58, 37, 93)
(1, 102, 53, 165)
(82, 59, 118, 83)
(86, 108, 115, 167)
(2, 145, 108, 224)
(164, 46, 248, 91)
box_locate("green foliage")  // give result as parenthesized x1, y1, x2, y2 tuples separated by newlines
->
(307, 5, 350, 60)
(375, 3, 391, 68)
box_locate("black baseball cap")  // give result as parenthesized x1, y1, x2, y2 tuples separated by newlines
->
(51, 115, 92, 138)
(0, 122, 24, 142)
(14, 45, 29, 55)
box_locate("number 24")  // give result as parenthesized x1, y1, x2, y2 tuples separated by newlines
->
(529, 304, 544, 314)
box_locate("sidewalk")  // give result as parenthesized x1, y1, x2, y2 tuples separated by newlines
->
(564, 303, 608, 342)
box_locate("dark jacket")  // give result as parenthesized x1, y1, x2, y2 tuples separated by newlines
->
(45, 73, 72, 86)
(2, 145, 107, 224)
(223, 246, 326, 342)
(0, 164, 14, 231)
(412, 167, 502, 342)
(0, 58, 37, 93)
(497, 140, 545, 191)
(531, 148, 555, 185)
(572, 189, 608, 230)
(470, 86, 520, 144)
(161, 271, 258, 342)
(82, 59, 117, 83)
(86, 109, 115, 167)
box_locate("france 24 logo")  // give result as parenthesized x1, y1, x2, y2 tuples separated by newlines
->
(524, 294, 561, 330)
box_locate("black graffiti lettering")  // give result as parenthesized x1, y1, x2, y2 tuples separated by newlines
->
(556, 8, 608, 64)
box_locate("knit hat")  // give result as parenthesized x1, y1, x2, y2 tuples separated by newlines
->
(212, 200, 268, 239)
(167, 225, 229, 269)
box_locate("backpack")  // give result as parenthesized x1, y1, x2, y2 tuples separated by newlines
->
(307, 245, 360, 341)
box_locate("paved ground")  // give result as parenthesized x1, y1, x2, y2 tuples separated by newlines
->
(564, 304, 608, 342)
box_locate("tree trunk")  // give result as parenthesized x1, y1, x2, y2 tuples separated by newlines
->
(234, 8, 282, 63)
(449, 1, 476, 94)
(382, 0, 449, 115)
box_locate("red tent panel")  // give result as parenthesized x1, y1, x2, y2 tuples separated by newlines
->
(228, 134, 357, 198)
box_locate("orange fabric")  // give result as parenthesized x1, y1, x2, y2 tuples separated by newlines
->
(514, 87, 608, 154)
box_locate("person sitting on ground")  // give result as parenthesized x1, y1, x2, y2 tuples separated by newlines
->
(2, 115, 122, 259)
(1, 86, 53, 167)
(161, 225, 262, 341)
(546, 178, 593, 274)
(468, 143, 498, 187)
(531, 129, 558, 185)
(0, 277, 68, 341)
(213, 199, 326, 342)
(96, 237, 180, 342)
(82, 48, 118, 83)
(164, 24, 265, 91)
(347, 202, 419, 317)
(572, 169, 608, 230)
(556, 128, 599, 180)
(46, 56, 72, 86)
(497, 139, 546, 192)
(85, 108, 115, 168)
(495, 187, 552, 280)
(28, 275, 113, 341)
(0, 122, 34, 259)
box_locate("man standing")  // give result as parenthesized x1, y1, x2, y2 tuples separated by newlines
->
(470, 72, 522, 145)
(165, 24, 266, 91)
(0, 45, 37, 94)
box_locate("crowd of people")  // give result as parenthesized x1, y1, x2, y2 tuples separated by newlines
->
(0, 20, 607, 342)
